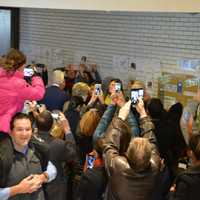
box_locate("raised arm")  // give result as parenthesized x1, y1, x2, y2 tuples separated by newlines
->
(93, 104, 116, 143)
(59, 113, 77, 162)
(19, 76, 45, 101)
(135, 98, 160, 169)
(102, 101, 132, 172)
(127, 111, 140, 137)
(135, 98, 156, 145)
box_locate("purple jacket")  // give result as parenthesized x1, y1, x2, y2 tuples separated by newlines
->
(0, 68, 45, 133)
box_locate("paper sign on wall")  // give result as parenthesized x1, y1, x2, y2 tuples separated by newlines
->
(179, 59, 200, 71)
(164, 84, 177, 93)
(112, 56, 161, 96)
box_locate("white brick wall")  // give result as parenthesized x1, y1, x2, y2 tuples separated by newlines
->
(20, 9, 200, 89)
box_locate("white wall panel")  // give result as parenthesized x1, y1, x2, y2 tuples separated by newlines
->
(20, 9, 200, 89)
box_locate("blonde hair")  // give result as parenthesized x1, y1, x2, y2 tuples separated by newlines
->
(52, 70, 65, 85)
(127, 137, 152, 172)
(50, 121, 65, 139)
(0, 48, 26, 72)
(79, 109, 101, 136)
(131, 80, 145, 89)
(72, 82, 90, 100)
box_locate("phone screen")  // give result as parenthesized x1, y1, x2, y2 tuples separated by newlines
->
(115, 83, 121, 93)
(24, 68, 34, 77)
(138, 89, 144, 98)
(131, 90, 139, 104)
(131, 88, 144, 104)
(87, 155, 96, 169)
(95, 84, 101, 95)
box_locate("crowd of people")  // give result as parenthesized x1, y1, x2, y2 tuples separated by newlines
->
(0, 48, 200, 200)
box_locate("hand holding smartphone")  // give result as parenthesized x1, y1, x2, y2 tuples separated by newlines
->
(86, 155, 96, 169)
(131, 88, 144, 105)
(95, 84, 102, 96)
(51, 110, 61, 120)
(51, 113, 59, 120)
(24, 65, 34, 77)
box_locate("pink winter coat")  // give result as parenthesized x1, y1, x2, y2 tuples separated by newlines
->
(0, 68, 45, 133)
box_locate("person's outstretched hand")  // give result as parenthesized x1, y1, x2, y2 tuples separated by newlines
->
(111, 91, 125, 107)
(97, 90, 105, 104)
(28, 101, 37, 112)
(135, 98, 147, 119)
(88, 90, 98, 105)
(59, 112, 71, 134)
(118, 100, 131, 121)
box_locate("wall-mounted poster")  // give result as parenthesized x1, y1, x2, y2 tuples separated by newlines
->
(158, 72, 199, 108)
(112, 56, 161, 96)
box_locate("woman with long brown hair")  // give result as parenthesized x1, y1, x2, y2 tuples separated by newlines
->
(76, 108, 101, 165)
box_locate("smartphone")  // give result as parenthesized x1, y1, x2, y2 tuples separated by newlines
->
(86, 155, 96, 169)
(36, 63, 45, 74)
(24, 67, 34, 77)
(51, 113, 59, 120)
(36, 63, 45, 68)
(131, 88, 144, 105)
(95, 84, 101, 95)
(115, 82, 121, 93)
(138, 88, 144, 98)
(81, 56, 87, 63)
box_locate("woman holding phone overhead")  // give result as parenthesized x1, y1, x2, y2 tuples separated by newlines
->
(104, 78, 123, 106)
(0, 48, 45, 133)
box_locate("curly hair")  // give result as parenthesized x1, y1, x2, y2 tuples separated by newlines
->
(0, 48, 26, 72)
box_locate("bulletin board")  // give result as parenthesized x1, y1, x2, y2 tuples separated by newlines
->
(112, 56, 161, 97)
(158, 72, 199, 109)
